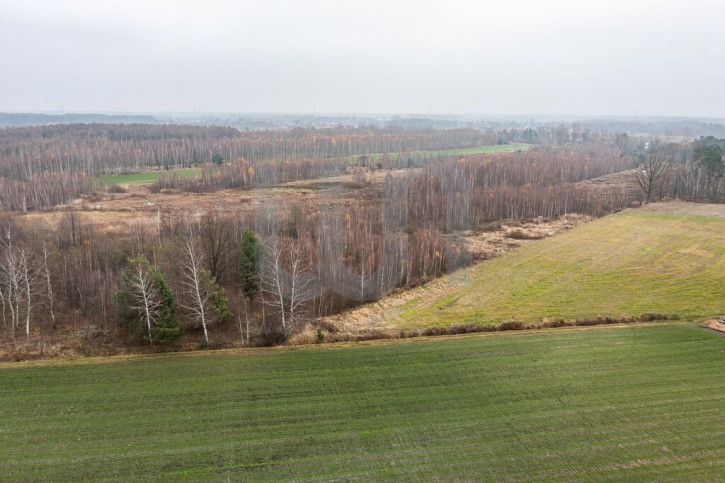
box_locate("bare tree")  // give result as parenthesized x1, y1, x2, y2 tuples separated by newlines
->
(0, 240, 39, 346)
(633, 154, 670, 203)
(119, 255, 180, 346)
(0, 244, 23, 346)
(260, 238, 313, 341)
(19, 246, 40, 345)
(287, 240, 313, 330)
(125, 259, 164, 345)
(261, 238, 286, 337)
(42, 241, 56, 329)
(181, 236, 213, 348)
(0, 283, 6, 330)
(199, 212, 235, 282)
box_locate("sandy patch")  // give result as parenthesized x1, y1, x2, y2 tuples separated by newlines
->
(703, 318, 725, 333)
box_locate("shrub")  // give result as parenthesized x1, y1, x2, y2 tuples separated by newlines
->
(107, 183, 127, 194)
(498, 320, 525, 330)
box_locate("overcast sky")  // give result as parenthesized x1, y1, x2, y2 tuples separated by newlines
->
(1, 0, 724, 117)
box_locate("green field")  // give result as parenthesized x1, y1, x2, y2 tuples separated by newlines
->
(2, 322, 725, 480)
(393, 207, 725, 327)
(348, 143, 531, 161)
(413, 143, 531, 157)
(96, 168, 202, 186)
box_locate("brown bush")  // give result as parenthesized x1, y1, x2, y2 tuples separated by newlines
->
(498, 320, 525, 330)
(107, 183, 127, 194)
(311, 319, 340, 334)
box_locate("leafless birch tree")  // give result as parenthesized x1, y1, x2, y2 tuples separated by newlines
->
(260, 238, 313, 341)
(181, 237, 213, 348)
(42, 241, 56, 329)
(0, 240, 39, 346)
(19, 246, 40, 345)
(126, 261, 164, 345)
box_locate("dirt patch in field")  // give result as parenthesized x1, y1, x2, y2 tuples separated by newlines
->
(703, 318, 725, 333)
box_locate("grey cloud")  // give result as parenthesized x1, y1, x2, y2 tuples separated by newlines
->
(1, 0, 723, 116)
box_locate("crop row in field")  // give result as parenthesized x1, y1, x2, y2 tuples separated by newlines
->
(2, 322, 725, 480)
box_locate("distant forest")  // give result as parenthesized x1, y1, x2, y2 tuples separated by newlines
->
(4, 111, 725, 137)
(0, 112, 159, 128)
(0, 124, 502, 178)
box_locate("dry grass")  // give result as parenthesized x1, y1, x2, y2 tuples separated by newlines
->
(703, 318, 725, 333)
(637, 200, 725, 217)
(577, 168, 641, 193)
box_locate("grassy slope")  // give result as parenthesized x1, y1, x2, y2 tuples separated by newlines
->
(396, 209, 725, 327)
(2, 323, 725, 480)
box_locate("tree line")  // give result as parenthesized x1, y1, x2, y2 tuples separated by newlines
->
(629, 137, 725, 203)
(0, 124, 497, 179)
(0, 124, 523, 212)
(0, 145, 642, 352)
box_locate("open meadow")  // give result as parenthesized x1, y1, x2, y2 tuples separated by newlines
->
(350, 142, 532, 161)
(331, 202, 725, 333)
(2, 322, 725, 480)
(96, 167, 202, 186)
